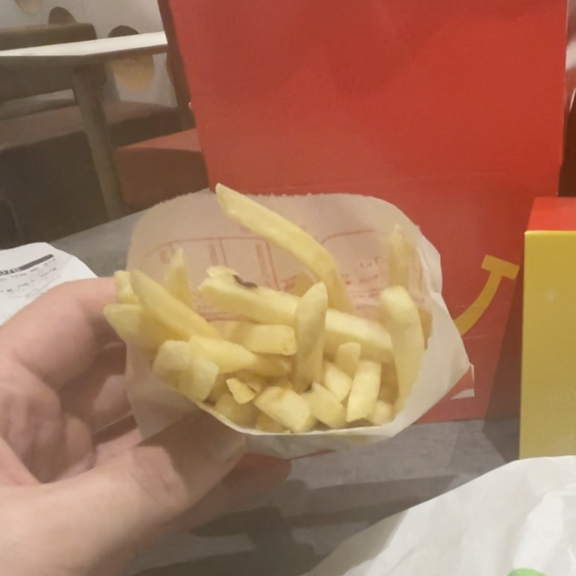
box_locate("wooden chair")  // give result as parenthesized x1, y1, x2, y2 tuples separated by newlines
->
(0, 22, 182, 241)
(115, 0, 209, 209)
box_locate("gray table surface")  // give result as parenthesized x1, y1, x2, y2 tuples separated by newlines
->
(54, 217, 520, 576)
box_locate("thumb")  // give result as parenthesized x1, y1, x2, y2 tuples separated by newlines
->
(43, 412, 246, 567)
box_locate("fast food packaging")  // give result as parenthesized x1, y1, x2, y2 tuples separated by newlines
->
(521, 198, 576, 459)
(124, 191, 469, 458)
(169, 0, 567, 423)
(301, 456, 576, 576)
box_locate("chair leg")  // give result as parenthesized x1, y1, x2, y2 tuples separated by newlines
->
(0, 195, 23, 248)
(72, 64, 127, 220)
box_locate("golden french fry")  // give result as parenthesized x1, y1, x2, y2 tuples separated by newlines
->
(212, 320, 297, 356)
(164, 248, 194, 308)
(114, 270, 139, 304)
(153, 340, 192, 381)
(188, 335, 288, 377)
(304, 383, 347, 429)
(178, 357, 219, 402)
(208, 376, 228, 403)
(213, 392, 258, 427)
(381, 361, 398, 389)
(291, 273, 315, 297)
(323, 361, 352, 402)
(378, 385, 398, 405)
(236, 372, 268, 394)
(334, 342, 362, 378)
(270, 376, 294, 391)
(379, 361, 399, 405)
(207, 266, 239, 278)
(201, 274, 392, 362)
(388, 225, 412, 289)
(324, 310, 393, 363)
(378, 286, 425, 412)
(293, 282, 328, 393)
(216, 184, 353, 313)
(226, 377, 257, 404)
(256, 412, 287, 433)
(369, 400, 394, 425)
(346, 360, 382, 423)
(254, 387, 316, 433)
(104, 303, 177, 350)
(131, 271, 221, 340)
(200, 272, 296, 325)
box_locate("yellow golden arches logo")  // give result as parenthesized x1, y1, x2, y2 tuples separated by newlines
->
(454, 255, 520, 336)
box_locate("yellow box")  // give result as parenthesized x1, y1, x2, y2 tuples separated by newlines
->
(521, 197, 576, 458)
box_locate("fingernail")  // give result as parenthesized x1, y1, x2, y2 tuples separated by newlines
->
(200, 415, 246, 463)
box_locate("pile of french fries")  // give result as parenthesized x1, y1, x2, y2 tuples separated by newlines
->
(105, 184, 431, 434)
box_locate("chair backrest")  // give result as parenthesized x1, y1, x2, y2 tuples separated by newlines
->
(0, 23, 105, 103)
(157, 0, 194, 129)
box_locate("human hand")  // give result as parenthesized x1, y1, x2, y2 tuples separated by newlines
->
(0, 279, 290, 576)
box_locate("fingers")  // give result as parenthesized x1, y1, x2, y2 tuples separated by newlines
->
(0, 279, 118, 391)
(47, 413, 246, 563)
(95, 418, 142, 465)
(0, 439, 38, 486)
(61, 343, 130, 433)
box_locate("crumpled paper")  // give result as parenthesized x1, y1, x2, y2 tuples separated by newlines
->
(125, 192, 469, 458)
(302, 456, 576, 576)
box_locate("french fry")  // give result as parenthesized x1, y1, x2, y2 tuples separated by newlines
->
(347, 360, 382, 423)
(178, 357, 219, 402)
(164, 248, 194, 308)
(293, 282, 328, 392)
(201, 273, 393, 362)
(213, 392, 258, 428)
(334, 342, 362, 378)
(323, 361, 352, 402)
(104, 303, 177, 350)
(226, 377, 257, 404)
(388, 225, 412, 289)
(254, 387, 316, 433)
(378, 286, 425, 412)
(304, 383, 347, 429)
(389, 227, 433, 343)
(271, 376, 294, 391)
(381, 361, 398, 389)
(208, 376, 228, 403)
(200, 272, 296, 325)
(152, 340, 192, 381)
(212, 320, 297, 356)
(256, 412, 287, 433)
(237, 372, 267, 394)
(378, 385, 398, 405)
(216, 184, 353, 313)
(188, 335, 288, 377)
(207, 266, 239, 278)
(369, 400, 394, 425)
(114, 271, 139, 304)
(131, 271, 221, 340)
(379, 361, 399, 405)
(324, 310, 393, 363)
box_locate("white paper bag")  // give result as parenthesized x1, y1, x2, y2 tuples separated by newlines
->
(125, 192, 469, 458)
(303, 457, 576, 576)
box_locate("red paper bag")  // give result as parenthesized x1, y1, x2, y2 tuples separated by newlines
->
(169, 0, 566, 421)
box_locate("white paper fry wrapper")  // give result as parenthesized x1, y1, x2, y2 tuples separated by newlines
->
(125, 192, 469, 458)
(302, 457, 576, 576)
